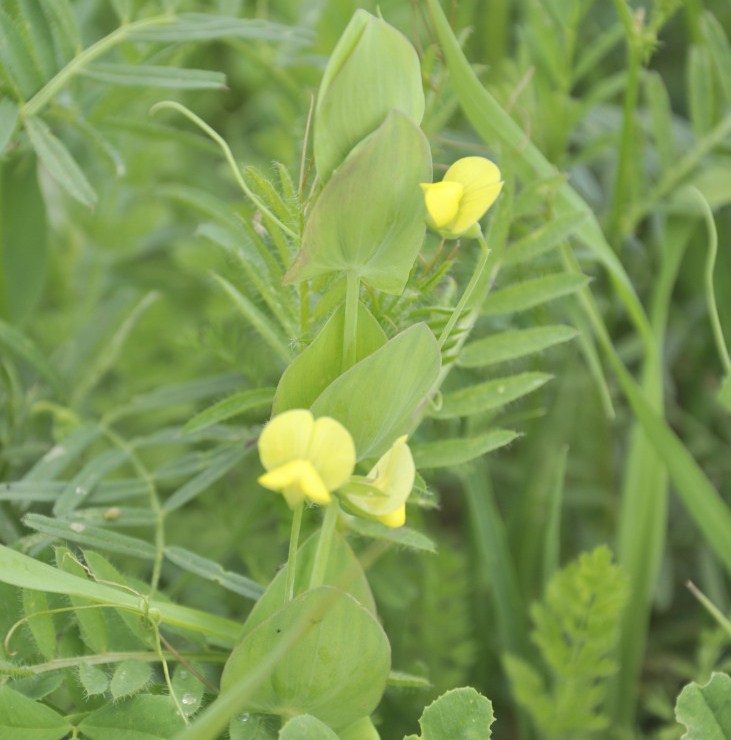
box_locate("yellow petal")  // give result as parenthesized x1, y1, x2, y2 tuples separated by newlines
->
(345, 435, 414, 518)
(307, 416, 356, 491)
(441, 156, 503, 237)
(258, 459, 310, 491)
(258, 459, 331, 506)
(258, 409, 314, 471)
(298, 461, 332, 504)
(378, 505, 406, 528)
(420, 181, 464, 229)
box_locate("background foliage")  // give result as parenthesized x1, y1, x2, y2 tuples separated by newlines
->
(1, 0, 731, 737)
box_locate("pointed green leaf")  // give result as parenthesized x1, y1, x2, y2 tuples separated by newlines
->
(24, 117, 96, 207)
(459, 325, 578, 368)
(314, 9, 425, 180)
(279, 715, 339, 739)
(481, 273, 590, 317)
(172, 664, 205, 718)
(273, 302, 387, 414)
(83, 63, 226, 89)
(0, 685, 71, 740)
(434, 372, 551, 419)
(0, 98, 18, 153)
(78, 695, 185, 739)
(0, 319, 62, 393)
(183, 388, 274, 434)
(344, 517, 437, 553)
(312, 323, 440, 458)
(412, 429, 519, 468)
(79, 662, 109, 696)
(110, 660, 152, 700)
(286, 111, 431, 294)
(503, 212, 586, 265)
(21, 590, 56, 660)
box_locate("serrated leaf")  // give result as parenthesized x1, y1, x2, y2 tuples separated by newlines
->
(675, 672, 731, 739)
(183, 388, 274, 434)
(459, 325, 578, 368)
(164, 546, 264, 600)
(481, 273, 590, 317)
(21, 590, 56, 660)
(0, 685, 71, 740)
(83, 63, 227, 89)
(24, 117, 97, 207)
(417, 687, 494, 740)
(345, 517, 436, 553)
(78, 695, 185, 739)
(280, 715, 339, 739)
(79, 662, 109, 696)
(110, 660, 152, 700)
(412, 429, 519, 469)
(433, 372, 551, 419)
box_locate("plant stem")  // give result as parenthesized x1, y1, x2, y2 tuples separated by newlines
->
(438, 232, 490, 350)
(342, 272, 360, 372)
(308, 499, 340, 590)
(285, 503, 304, 604)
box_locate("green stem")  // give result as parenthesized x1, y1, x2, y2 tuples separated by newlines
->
(342, 272, 360, 372)
(308, 499, 340, 590)
(149, 101, 298, 240)
(438, 232, 490, 350)
(285, 503, 304, 604)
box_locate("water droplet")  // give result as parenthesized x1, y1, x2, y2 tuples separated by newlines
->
(75, 486, 86, 496)
(181, 693, 197, 706)
(238, 713, 250, 723)
(70, 522, 86, 533)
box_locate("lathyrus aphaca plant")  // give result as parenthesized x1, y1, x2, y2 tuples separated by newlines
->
(217, 9, 502, 737)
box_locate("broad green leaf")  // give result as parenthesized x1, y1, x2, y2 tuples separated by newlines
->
(183, 388, 275, 434)
(21, 590, 55, 660)
(0, 544, 241, 644)
(481, 273, 590, 317)
(286, 111, 431, 294)
(164, 546, 264, 600)
(24, 117, 97, 207)
(0, 685, 71, 740)
(10, 673, 64, 701)
(273, 302, 387, 414)
(221, 587, 390, 730)
(279, 715, 339, 739)
(339, 716, 380, 740)
(23, 514, 157, 560)
(241, 532, 376, 640)
(312, 323, 440, 458)
(417, 687, 494, 740)
(56, 546, 108, 654)
(79, 662, 109, 696)
(459, 326, 578, 368)
(110, 660, 152, 700)
(172, 664, 205, 718)
(78, 695, 185, 739)
(412, 429, 519, 468)
(0, 98, 18, 153)
(433, 372, 551, 419)
(344, 517, 437, 553)
(83, 63, 226, 89)
(314, 9, 425, 180)
(676, 672, 731, 739)
(229, 713, 279, 739)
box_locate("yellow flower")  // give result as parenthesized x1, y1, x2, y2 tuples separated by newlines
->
(420, 156, 503, 239)
(345, 435, 415, 528)
(258, 409, 356, 508)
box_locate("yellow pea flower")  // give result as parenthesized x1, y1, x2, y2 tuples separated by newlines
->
(258, 409, 356, 508)
(420, 156, 503, 239)
(345, 436, 415, 528)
